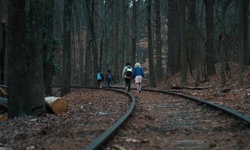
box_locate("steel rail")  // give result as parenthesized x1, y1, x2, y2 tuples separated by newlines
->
(84, 88, 136, 150)
(142, 88, 250, 124)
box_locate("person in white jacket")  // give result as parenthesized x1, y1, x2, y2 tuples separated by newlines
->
(122, 62, 133, 92)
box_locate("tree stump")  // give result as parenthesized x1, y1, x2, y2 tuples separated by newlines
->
(45, 96, 68, 114)
(0, 114, 7, 122)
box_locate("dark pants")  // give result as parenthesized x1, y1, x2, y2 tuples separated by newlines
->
(125, 78, 131, 92)
(107, 79, 112, 88)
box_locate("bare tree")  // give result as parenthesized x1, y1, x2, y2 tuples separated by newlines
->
(8, 1, 30, 118)
(237, 0, 244, 84)
(84, 0, 98, 86)
(8, 1, 46, 118)
(147, 0, 155, 87)
(61, 0, 73, 96)
(180, 0, 188, 86)
(155, 0, 163, 80)
(218, 0, 232, 85)
(43, 0, 55, 95)
(0, 1, 7, 85)
(0, 1, 2, 83)
(243, 0, 249, 65)
(112, 0, 119, 79)
(131, 0, 137, 66)
(73, 1, 84, 86)
(29, 0, 46, 114)
(204, 0, 216, 77)
(167, 0, 180, 76)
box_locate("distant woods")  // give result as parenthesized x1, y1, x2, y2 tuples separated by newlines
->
(0, 0, 249, 117)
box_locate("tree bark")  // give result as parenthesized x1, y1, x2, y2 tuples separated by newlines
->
(238, 0, 244, 84)
(0, 1, 7, 85)
(83, 0, 91, 86)
(180, 0, 188, 86)
(147, 0, 155, 87)
(204, 0, 216, 77)
(131, 0, 137, 66)
(85, 0, 98, 86)
(61, 0, 73, 96)
(113, 0, 119, 80)
(8, 0, 32, 118)
(29, 0, 46, 114)
(74, 2, 84, 86)
(219, 0, 232, 85)
(0, 1, 2, 84)
(155, 0, 163, 81)
(167, 0, 180, 76)
(43, 0, 55, 96)
(243, 0, 249, 65)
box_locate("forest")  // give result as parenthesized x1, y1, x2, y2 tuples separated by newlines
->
(0, 0, 249, 118)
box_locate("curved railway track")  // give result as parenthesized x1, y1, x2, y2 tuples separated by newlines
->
(86, 87, 250, 150)
(1, 87, 250, 149)
(84, 88, 136, 150)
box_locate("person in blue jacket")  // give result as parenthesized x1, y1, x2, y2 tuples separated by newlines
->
(133, 62, 145, 93)
(96, 70, 104, 88)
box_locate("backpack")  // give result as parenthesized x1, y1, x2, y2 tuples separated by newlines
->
(108, 73, 112, 80)
(125, 66, 132, 77)
(97, 73, 102, 81)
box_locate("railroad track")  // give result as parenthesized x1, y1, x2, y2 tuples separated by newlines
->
(1, 87, 250, 149)
(86, 87, 250, 150)
(84, 88, 136, 150)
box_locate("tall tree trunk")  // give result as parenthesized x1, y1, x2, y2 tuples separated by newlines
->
(74, 3, 84, 86)
(61, 0, 72, 96)
(180, 0, 188, 86)
(155, 0, 163, 81)
(147, 0, 156, 87)
(188, 0, 200, 86)
(83, 0, 91, 86)
(8, 0, 32, 118)
(113, 0, 119, 79)
(72, 21, 76, 85)
(0, 1, 2, 84)
(167, 0, 180, 76)
(131, 0, 137, 66)
(43, 0, 54, 96)
(104, 0, 112, 73)
(238, 0, 244, 84)
(204, 0, 216, 77)
(219, 0, 231, 85)
(243, 0, 249, 65)
(84, 28, 91, 86)
(0, 22, 5, 85)
(85, 0, 98, 86)
(29, 0, 46, 114)
(119, 0, 127, 82)
(220, 31, 226, 85)
(0, 1, 7, 85)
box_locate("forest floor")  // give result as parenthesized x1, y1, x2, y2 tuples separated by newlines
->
(1, 62, 250, 149)
(157, 62, 250, 117)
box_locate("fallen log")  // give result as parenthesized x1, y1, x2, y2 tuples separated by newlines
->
(45, 96, 68, 114)
(0, 97, 68, 114)
(0, 97, 68, 122)
(0, 114, 7, 122)
(170, 85, 208, 90)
